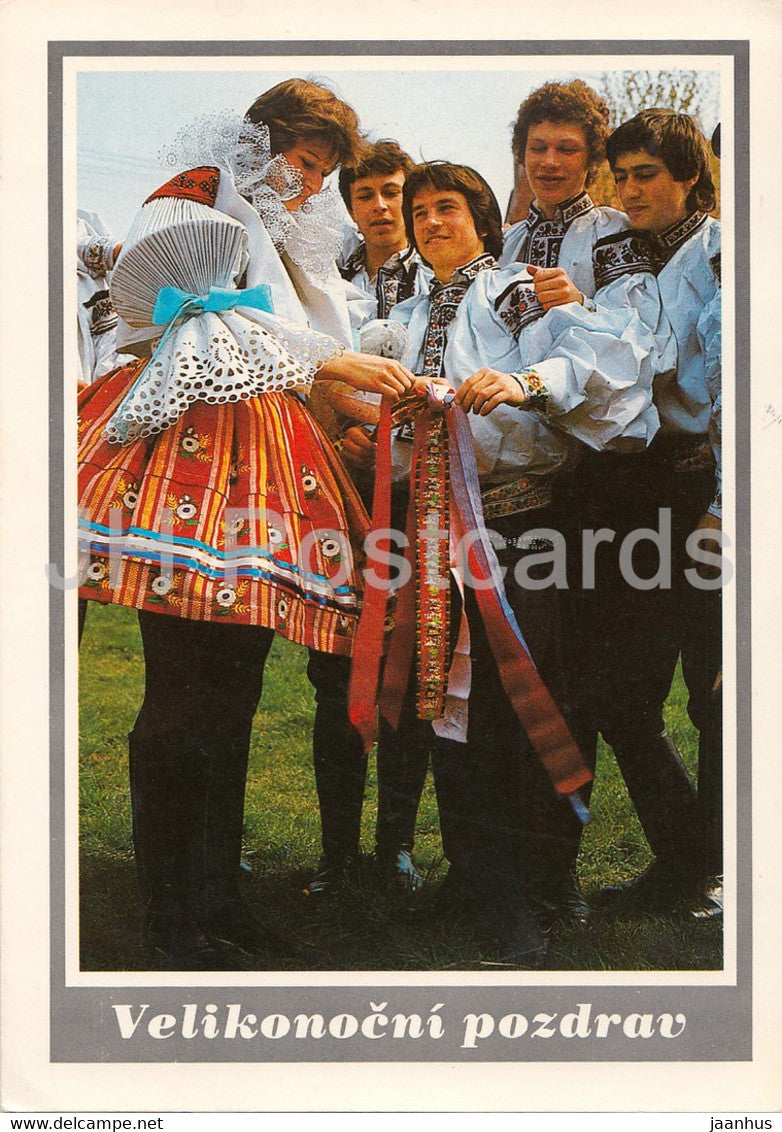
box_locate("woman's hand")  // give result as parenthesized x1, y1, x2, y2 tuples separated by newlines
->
(455, 368, 526, 415)
(318, 352, 415, 399)
(528, 264, 583, 310)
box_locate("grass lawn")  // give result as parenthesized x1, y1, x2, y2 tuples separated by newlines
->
(79, 603, 722, 972)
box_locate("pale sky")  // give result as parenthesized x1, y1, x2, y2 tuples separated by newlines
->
(76, 63, 720, 241)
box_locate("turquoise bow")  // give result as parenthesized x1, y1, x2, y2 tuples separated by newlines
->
(152, 283, 274, 325)
(109, 282, 275, 443)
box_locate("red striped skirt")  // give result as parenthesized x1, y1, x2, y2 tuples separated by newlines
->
(78, 361, 369, 657)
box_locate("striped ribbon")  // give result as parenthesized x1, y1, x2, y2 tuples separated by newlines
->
(348, 387, 592, 818)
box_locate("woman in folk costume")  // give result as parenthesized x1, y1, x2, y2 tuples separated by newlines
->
(77, 79, 414, 968)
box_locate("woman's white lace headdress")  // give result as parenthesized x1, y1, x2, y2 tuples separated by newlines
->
(160, 110, 345, 284)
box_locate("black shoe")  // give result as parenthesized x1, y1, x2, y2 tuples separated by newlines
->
(423, 865, 475, 919)
(205, 899, 299, 958)
(689, 875, 724, 920)
(599, 858, 699, 912)
(529, 870, 590, 930)
(145, 910, 227, 971)
(482, 908, 552, 969)
(303, 853, 362, 897)
(374, 849, 422, 894)
(204, 899, 262, 951)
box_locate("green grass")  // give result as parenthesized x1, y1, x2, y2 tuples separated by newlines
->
(79, 603, 722, 972)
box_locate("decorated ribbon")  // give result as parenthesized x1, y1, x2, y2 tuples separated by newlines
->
(108, 283, 275, 443)
(348, 384, 592, 819)
(347, 397, 394, 745)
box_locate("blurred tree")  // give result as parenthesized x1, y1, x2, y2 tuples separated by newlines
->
(597, 69, 720, 132)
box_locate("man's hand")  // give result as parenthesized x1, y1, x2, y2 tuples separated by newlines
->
(317, 352, 415, 399)
(311, 380, 381, 427)
(337, 426, 377, 474)
(455, 367, 526, 415)
(690, 511, 722, 581)
(528, 264, 583, 311)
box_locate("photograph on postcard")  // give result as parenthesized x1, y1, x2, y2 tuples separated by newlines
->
(52, 41, 748, 1063)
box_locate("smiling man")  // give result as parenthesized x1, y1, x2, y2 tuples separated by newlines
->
(338, 140, 430, 318)
(475, 110, 724, 924)
(499, 81, 628, 308)
(370, 160, 670, 961)
(583, 109, 724, 916)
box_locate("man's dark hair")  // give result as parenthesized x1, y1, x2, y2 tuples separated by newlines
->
(402, 162, 503, 263)
(606, 109, 717, 213)
(511, 80, 610, 184)
(244, 78, 367, 168)
(338, 139, 415, 210)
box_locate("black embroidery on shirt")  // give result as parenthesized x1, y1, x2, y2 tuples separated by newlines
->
(421, 285, 464, 380)
(396, 254, 495, 443)
(493, 279, 545, 337)
(655, 212, 707, 264)
(559, 192, 596, 225)
(84, 289, 118, 335)
(515, 192, 595, 267)
(376, 248, 423, 317)
(339, 244, 366, 281)
(341, 244, 424, 316)
(421, 255, 495, 379)
(709, 251, 721, 285)
(449, 253, 496, 286)
(593, 231, 657, 290)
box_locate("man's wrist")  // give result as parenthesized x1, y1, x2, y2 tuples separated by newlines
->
(511, 368, 551, 409)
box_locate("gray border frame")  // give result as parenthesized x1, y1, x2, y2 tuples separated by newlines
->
(52, 39, 751, 1063)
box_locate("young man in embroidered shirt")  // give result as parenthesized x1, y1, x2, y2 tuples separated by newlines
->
(500, 80, 627, 308)
(338, 139, 430, 318)
(495, 81, 631, 924)
(462, 112, 723, 918)
(373, 161, 669, 961)
(597, 109, 723, 915)
(303, 140, 429, 895)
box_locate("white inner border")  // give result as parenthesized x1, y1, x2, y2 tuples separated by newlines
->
(64, 50, 738, 991)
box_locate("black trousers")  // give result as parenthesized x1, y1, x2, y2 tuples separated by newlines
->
(555, 443, 722, 876)
(130, 611, 367, 920)
(378, 505, 572, 908)
(430, 507, 576, 898)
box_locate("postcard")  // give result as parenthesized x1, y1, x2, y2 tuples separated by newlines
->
(0, 0, 779, 1114)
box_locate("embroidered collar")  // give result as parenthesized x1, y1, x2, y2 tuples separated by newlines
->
(341, 243, 367, 279)
(388, 245, 416, 269)
(655, 212, 707, 262)
(373, 245, 417, 282)
(451, 252, 496, 285)
(515, 195, 593, 270)
(418, 254, 495, 383)
(342, 243, 415, 281)
(527, 192, 595, 228)
(429, 253, 496, 295)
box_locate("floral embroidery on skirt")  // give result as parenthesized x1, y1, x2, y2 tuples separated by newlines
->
(78, 362, 368, 656)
